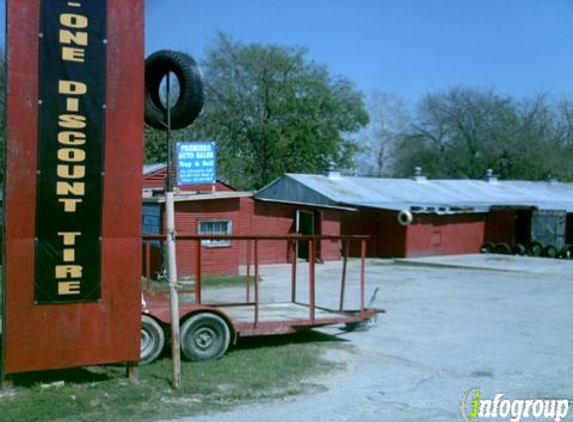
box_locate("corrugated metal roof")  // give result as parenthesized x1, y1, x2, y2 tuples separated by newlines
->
(144, 191, 252, 203)
(143, 163, 166, 175)
(255, 174, 573, 213)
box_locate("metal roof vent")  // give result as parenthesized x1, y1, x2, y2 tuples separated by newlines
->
(485, 168, 498, 183)
(413, 167, 427, 182)
(326, 161, 341, 179)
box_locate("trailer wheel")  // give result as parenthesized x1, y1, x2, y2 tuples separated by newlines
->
(144, 50, 204, 130)
(512, 244, 526, 256)
(480, 242, 495, 254)
(527, 241, 543, 257)
(140, 315, 165, 365)
(494, 242, 512, 255)
(542, 245, 558, 258)
(559, 244, 573, 259)
(180, 313, 231, 361)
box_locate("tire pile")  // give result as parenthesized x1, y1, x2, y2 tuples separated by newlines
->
(480, 241, 573, 259)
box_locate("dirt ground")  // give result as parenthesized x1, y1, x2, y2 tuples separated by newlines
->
(161, 255, 573, 422)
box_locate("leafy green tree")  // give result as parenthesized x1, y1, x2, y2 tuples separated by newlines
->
(145, 34, 368, 189)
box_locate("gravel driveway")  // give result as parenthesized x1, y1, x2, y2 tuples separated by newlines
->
(161, 255, 573, 422)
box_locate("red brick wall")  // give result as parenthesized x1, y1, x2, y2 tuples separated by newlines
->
(405, 213, 486, 257)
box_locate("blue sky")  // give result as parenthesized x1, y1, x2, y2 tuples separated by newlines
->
(2, 0, 572, 104)
(145, 0, 573, 104)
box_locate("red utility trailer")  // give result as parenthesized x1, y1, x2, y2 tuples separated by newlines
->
(140, 235, 378, 363)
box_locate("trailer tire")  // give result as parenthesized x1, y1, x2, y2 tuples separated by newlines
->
(145, 50, 204, 130)
(180, 313, 231, 361)
(512, 244, 526, 256)
(527, 241, 543, 257)
(559, 244, 573, 259)
(542, 245, 558, 258)
(480, 242, 495, 254)
(494, 242, 512, 255)
(140, 315, 165, 365)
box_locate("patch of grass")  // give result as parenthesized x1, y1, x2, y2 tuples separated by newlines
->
(0, 331, 343, 422)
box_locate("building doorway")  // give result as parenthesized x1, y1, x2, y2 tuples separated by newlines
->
(296, 210, 315, 259)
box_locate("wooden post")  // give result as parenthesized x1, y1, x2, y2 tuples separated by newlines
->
(126, 365, 139, 383)
(339, 239, 349, 311)
(254, 239, 259, 327)
(309, 238, 315, 323)
(290, 240, 297, 303)
(1, 377, 14, 391)
(165, 73, 181, 390)
(246, 239, 251, 303)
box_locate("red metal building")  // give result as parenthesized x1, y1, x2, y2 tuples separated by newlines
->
(142, 166, 343, 278)
(255, 171, 573, 258)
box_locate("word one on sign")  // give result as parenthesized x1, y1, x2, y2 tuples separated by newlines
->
(176, 141, 216, 186)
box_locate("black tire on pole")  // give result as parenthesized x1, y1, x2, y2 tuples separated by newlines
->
(180, 313, 231, 361)
(144, 50, 204, 130)
(494, 242, 512, 255)
(511, 244, 526, 256)
(542, 245, 558, 259)
(480, 242, 495, 254)
(140, 315, 165, 365)
(527, 241, 543, 257)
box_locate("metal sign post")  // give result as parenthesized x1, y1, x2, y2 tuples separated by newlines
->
(165, 73, 182, 389)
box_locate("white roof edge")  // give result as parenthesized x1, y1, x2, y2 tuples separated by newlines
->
(255, 197, 358, 212)
(144, 191, 252, 203)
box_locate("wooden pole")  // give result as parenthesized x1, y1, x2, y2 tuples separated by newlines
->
(165, 73, 181, 389)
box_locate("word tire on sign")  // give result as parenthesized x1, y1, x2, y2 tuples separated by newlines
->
(35, 0, 107, 304)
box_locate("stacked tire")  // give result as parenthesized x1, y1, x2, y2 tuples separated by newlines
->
(479, 241, 573, 260)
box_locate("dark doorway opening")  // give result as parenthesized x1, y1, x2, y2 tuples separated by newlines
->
(297, 210, 315, 260)
(514, 209, 532, 246)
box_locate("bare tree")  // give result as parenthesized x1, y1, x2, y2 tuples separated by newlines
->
(355, 91, 409, 177)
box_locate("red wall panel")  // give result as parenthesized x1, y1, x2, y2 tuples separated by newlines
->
(341, 210, 406, 257)
(3, 0, 143, 375)
(173, 199, 241, 277)
(405, 214, 486, 257)
(147, 198, 344, 278)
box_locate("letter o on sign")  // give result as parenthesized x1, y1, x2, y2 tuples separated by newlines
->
(397, 210, 414, 226)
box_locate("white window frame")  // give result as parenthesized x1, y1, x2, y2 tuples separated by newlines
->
(198, 219, 233, 248)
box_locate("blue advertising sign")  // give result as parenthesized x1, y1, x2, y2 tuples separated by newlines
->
(142, 204, 162, 246)
(176, 141, 216, 186)
(142, 204, 161, 235)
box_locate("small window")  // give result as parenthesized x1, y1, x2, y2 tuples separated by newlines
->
(198, 219, 232, 247)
